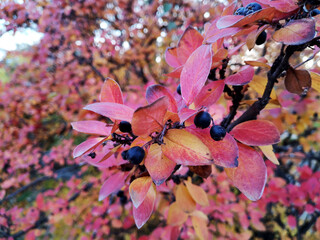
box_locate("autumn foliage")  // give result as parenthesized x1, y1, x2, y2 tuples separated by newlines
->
(1, 0, 320, 239)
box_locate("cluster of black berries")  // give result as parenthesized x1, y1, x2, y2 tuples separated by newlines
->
(117, 190, 127, 205)
(194, 111, 226, 141)
(234, 3, 267, 45)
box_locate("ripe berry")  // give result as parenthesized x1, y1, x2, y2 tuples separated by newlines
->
(88, 152, 96, 159)
(255, 30, 267, 45)
(177, 84, 181, 95)
(245, 3, 262, 15)
(121, 150, 128, 160)
(126, 146, 145, 165)
(194, 111, 212, 129)
(311, 9, 320, 17)
(119, 121, 132, 133)
(234, 7, 247, 16)
(210, 125, 226, 141)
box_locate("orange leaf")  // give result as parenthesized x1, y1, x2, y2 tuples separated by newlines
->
(310, 71, 320, 92)
(99, 78, 123, 104)
(285, 67, 311, 94)
(133, 183, 156, 229)
(176, 184, 196, 213)
(191, 211, 209, 240)
(184, 180, 209, 206)
(273, 18, 316, 45)
(144, 144, 176, 186)
(129, 176, 153, 208)
(131, 96, 169, 136)
(162, 129, 213, 166)
(231, 120, 280, 146)
(259, 145, 279, 165)
(225, 143, 267, 201)
(245, 59, 271, 69)
(146, 85, 178, 112)
(167, 202, 188, 226)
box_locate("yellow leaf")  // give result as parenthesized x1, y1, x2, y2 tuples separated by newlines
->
(167, 202, 188, 226)
(191, 210, 209, 240)
(310, 71, 320, 92)
(184, 179, 209, 206)
(259, 145, 279, 165)
(176, 184, 196, 213)
(249, 75, 277, 99)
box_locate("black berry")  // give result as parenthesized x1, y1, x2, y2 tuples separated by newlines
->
(121, 150, 128, 160)
(119, 121, 132, 133)
(177, 84, 181, 95)
(88, 152, 96, 159)
(245, 3, 262, 15)
(311, 9, 320, 17)
(120, 195, 127, 205)
(255, 30, 267, 45)
(210, 125, 226, 141)
(126, 146, 145, 165)
(117, 190, 124, 197)
(234, 7, 247, 16)
(194, 111, 212, 129)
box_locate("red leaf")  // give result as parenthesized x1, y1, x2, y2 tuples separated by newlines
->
(230, 120, 280, 146)
(287, 215, 296, 228)
(99, 78, 123, 104)
(146, 85, 178, 112)
(84, 102, 134, 122)
(204, 19, 241, 44)
(217, 7, 275, 29)
(224, 66, 255, 86)
(273, 19, 316, 45)
(129, 176, 153, 208)
(165, 66, 183, 78)
(178, 108, 198, 123)
(71, 120, 111, 136)
(187, 126, 238, 168)
(131, 97, 169, 136)
(194, 80, 225, 108)
(144, 144, 176, 186)
(177, 26, 204, 65)
(133, 183, 156, 229)
(181, 44, 213, 105)
(165, 47, 181, 68)
(99, 171, 129, 201)
(73, 137, 105, 158)
(162, 129, 213, 166)
(225, 143, 267, 201)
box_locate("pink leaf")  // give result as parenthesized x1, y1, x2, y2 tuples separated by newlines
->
(129, 177, 153, 208)
(181, 44, 213, 105)
(71, 121, 111, 136)
(146, 85, 178, 112)
(133, 183, 156, 229)
(73, 137, 105, 158)
(204, 19, 241, 43)
(144, 144, 176, 186)
(230, 120, 280, 146)
(165, 47, 181, 68)
(99, 171, 129, 201)
(177, 26, 204, 65)
(194, 80, 225, 108)
(225, 143, 267, 201)
(99, 78, 123, 104)
(287, 215, 296, 228)
(84, 102, 134, 122)
(224, 66, 255, 86)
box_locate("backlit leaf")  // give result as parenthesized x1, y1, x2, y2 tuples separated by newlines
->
(185, 180, 209, 206)
(273, 19, 316, 45)
(167, 202, 188, 226)
(204, 19, 241, 43)
(225, 143, 267, 201)
(162, 129, 213, 166)
(133, 183, 156, 229)
(144, 144, 176, 186)
(177, 26, 204, 65)
(245, 59, 271, 69)
(71, 120, 111, 136)
(146, 85, 178, 112)
(165, 47, 181, 68)
(131, 97, 169, 136)
(249, 75, 277, 99)
(259, 145, 279, 165)
(176, 184, 196, 213)
(129, 176, 153, 208)
(224, 65, 255, 86)
(285, 67, 311, 94)
(193, 80, 225, 108)
(99, 78, 123, 104)
(73, 137, 105, 158)
(99, 171, 129, 201)
(181, 44, 213, 105)
(310, 71, 320, 92)
(246, 25, 269, 50)
(191, 211, 209, 240)
(84, 102, 134, 122)
(231, 120, 280, 146)
(187, 126, 238, 168)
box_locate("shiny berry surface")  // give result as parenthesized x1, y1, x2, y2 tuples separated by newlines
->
(126, 146, 145, 165)
(119, 121, 132, 133)
(210, 125, 226, 141)
(194, 111, 212, 129)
